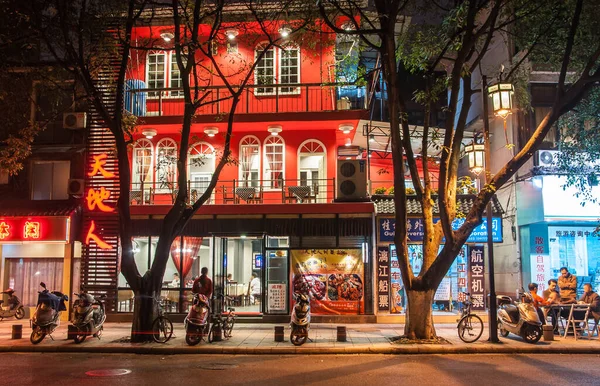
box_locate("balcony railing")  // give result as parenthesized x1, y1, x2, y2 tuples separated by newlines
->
(124, 82, 366, 117)
(130, 178, 335, 206)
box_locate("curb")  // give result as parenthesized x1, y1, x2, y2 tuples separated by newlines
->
(2, 344, 600, 355)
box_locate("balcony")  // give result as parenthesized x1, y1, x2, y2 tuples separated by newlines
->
(124, 82, 366, 117)
(130, 178, 335, 206)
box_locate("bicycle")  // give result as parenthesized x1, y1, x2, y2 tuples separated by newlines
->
(456, 292, 484, 343)
(152, 297, 174, 343)
(208, 295, 236, 343)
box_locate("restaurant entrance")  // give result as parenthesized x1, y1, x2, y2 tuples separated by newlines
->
(213, 235, 266, 315)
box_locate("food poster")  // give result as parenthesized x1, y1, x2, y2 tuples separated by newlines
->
(291, 249, 364, 315)
(390, 244, 404, 313)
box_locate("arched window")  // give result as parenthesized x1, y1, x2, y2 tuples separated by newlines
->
(279, 44, 300, 94)
(132, 139, 154, 187)
(188, 142, 215, 198)
(254, 43, 275, 95)
(156, 138, 177, 192)
(263, 136, 284, 189)
(239, 136, 261, 187)
(298, 139, 326, 201)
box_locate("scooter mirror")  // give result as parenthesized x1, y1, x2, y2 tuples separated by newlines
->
(40, 282, 47, 289)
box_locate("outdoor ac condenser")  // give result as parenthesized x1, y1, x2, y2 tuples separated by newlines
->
(336, 159, 367, 201)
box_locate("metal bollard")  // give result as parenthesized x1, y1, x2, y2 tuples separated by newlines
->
(337, 326, 347, 342)
(274, 326, 284, 342)
(11, 324, 22, 339)
(543, 325, 554, 341)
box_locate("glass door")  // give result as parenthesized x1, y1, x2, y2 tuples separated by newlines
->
(266, 236, 289, 314)
(212, 236, 226, 313)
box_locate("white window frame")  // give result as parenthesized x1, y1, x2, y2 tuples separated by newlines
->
(297, 139, 327, 202)
(254, 43, 276, 96)
(132, 139, 154, 187)
(146, 51, 186, 99)
(263, 136, 285, 190)
(279, 44, 301, 95)
(188, 142, 215, 200)
(239, 135, 261, 187)
(155, 138, 178, 193)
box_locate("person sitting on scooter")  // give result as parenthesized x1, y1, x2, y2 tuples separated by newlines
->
(528, 283, 547, 325)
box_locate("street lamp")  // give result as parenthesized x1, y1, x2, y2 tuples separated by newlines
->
(464, 143, 485, 176)
(487, 82, 514, 119)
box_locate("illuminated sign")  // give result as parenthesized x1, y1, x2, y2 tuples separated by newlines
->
(86, 187, 115, 212)
(88, 154, 115, 178)
(0, 217, 69, 243)
(85, 220, 112, 250)
(84, 153, 115, 250)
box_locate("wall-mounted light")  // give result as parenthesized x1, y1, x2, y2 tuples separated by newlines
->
(345, 138, 352, 147)
(369, 134, 375, 143)
(203, 126, 219, 137)
(142, 128, 157, 139)
(341, 21, 356, 31)
(279, 26, 292, 38)
(267, 125, 282, 136)
(225, 29, 238, 40)
(338, 123, 353, 134)
(160, 32, 174, 42)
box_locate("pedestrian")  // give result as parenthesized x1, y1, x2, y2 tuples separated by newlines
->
(192, 267, 213, 299)
(558, 267, 577, 304)
(528, 283, 547, 325)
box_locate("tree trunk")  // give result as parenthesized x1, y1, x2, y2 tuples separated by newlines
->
(404, 288, 437, 340)
(130, 286, 160, 343)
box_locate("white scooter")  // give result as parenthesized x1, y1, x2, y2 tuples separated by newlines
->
(290, 293, 311, 346)
(497, 292, 543, 344)
(71, 292, 107, 343)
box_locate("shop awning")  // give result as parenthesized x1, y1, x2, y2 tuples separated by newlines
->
(371, 194, 504, 216)
(0, 200, 81, 217)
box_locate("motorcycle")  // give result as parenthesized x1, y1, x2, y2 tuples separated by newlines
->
(30, 282, 68, 344)
(184, 293, 210, 346)
(0, 289, 25, 321)
(71, 292, 106, 343)
(497, 292, 543, 344)
(290, 293, 310, 346)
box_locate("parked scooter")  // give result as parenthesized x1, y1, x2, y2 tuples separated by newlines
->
(71, 292, 107, 343)
(30, 282, 68, 344)
(0, 289, 25, 321)
(290, 293, 310, 346)
(184, 293, 210, 346)
(497, 291, 543, 344)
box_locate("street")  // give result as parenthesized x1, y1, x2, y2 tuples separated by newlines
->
(2, 353, 599, 386)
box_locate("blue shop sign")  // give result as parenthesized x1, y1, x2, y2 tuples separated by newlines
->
(379, 217, 502, 243)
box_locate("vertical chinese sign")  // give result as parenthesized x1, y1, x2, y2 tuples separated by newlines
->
(377, 247, 390, 312)
(529, 224, 551, 292)
(468, 246, 486, 311)
(389, 244, 403, 313)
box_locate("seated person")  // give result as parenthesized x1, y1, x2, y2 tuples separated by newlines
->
(249, 272, 261, 305)
(542, 279, 561, 331)
(579, 283, 600, 321)
(169, 273, 180, 288)
(528, 283, 547, 325)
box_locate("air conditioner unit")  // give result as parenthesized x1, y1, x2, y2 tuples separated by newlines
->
(63, 112, 87, 130)
(336, 159, 367, 201)
(535, 150, 560, 167)
(68, 178, 85, 195)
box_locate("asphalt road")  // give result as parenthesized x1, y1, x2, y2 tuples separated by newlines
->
(3, 353, 599, 386)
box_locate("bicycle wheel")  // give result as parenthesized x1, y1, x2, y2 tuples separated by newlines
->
(457, 314, 483, 343)
(152, 316, 173, 343)
(207, 323, 216, 343)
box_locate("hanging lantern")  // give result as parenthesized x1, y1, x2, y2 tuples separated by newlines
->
(487, 82, 514, 119)
(465, 143, 485, 175)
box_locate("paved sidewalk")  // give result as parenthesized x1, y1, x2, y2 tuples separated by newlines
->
(0, 321, 599, 354)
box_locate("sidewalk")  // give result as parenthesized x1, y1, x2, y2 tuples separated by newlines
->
(0, 321, 599, 354)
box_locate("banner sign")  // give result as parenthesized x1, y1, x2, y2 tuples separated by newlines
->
(377, 247, 390, 311)
(379, 217, 503, 243)
(0, 217, 70, 243)
(291, 249, 364, 315)
(468, 246, 486, 311)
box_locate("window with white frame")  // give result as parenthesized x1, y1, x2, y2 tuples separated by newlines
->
(156, 138, 177, 192)
(146, 51, 186, 98)
(263, 136, 284, 189)
(279, 45, 300, 94)
(255, 44, 275, 95)
(188, 142, 215, 199)
(132, 139, 154, 187)
(239, 136, 260, 187)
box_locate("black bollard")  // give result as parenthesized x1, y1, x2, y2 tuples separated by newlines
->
(11, 324, 22, 339)
(274, 326, 284, 342)
(337, 326, 346, 342)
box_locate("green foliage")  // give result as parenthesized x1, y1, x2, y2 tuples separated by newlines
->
(374, 187, 387, 194)
(388, 186, 395, 195)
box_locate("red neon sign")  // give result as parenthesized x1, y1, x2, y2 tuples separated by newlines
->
(88, 154, 115, 178)
(0, 217, 69, 243)
(85, 220, 112, 250)
(86, 187, 115, 212)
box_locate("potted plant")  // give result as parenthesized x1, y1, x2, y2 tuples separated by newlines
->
(374, 187, 387, 195)
(388, 186, 395, 195)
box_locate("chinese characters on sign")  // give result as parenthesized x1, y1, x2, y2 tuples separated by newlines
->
(267, 283, 286, 312)
(0, 221, 10, 239)
(0, 217, 68, 243)
(24, 221, 40, 239)
(529, 234, 550, 292)
(377, 247, 390, 311)
(85, 153, 114, 250)
(389, 245, 403, 313)
(379, 218, 503, 243)
(468, 246, 486, 311)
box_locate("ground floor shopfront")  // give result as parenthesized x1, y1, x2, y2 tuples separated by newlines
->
(0, 202, 81, 320)
(518, 175, 600, 296)
(110, 203, 375, 321)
